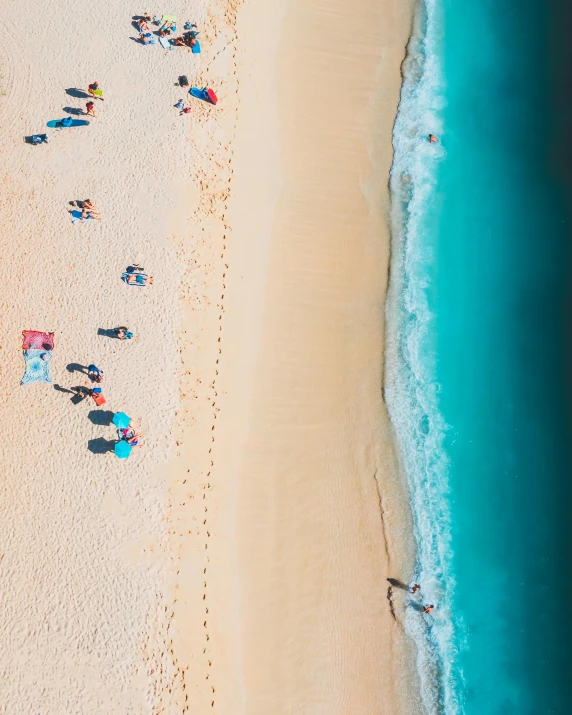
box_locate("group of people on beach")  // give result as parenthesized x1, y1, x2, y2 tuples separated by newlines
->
(136, 13, 199, 49)
(85, 81, 104, 117)
(59, 71, 154, 451)
(75, 361, 142, 447)
(410, 583, 434, 614)
(388, 578, 434, 616)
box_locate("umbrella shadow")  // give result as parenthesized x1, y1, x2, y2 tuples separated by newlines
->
(88, 438, 115, 454)
(65, 88, 89, 99)
(88, 410, 114, 426)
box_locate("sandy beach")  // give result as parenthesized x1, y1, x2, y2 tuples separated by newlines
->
(0, 0, 416, 713)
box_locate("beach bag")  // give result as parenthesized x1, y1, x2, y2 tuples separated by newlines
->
(91, 390, 106, 406)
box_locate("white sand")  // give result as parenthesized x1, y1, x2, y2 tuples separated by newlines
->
(0, 1, 201, 711)
(0, 0, 418, 712)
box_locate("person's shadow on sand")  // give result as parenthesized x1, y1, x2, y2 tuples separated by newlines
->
(67, 363, 89, 375)
(88, 410, 114, 426)
(62, 106, 84, 116)
(408, 600, 427, 612)
(88, 438, 115, 454)
(97, 328, 119, 339)
(53, 383, 75, 394)
(387, 578, 410, 591)
(65, 88, 89, 99)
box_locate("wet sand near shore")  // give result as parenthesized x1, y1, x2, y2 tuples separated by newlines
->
(166, 0, 420, 712)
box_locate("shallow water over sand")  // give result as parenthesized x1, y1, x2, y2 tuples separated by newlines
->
(387, 0, 572, 711)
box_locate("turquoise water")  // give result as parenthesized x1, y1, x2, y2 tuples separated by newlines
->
(386, 0, 572, 712)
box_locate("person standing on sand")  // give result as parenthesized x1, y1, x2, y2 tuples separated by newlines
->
(87, 364, 104, 383)
(422, 604, 434, 614)
(86, 101, 96, 117)
(88, 81, 104, 100)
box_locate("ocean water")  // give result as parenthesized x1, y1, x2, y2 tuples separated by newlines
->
(386, 0, 572, 713)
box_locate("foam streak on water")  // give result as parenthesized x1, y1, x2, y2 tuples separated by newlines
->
(385, 1, 460, 713)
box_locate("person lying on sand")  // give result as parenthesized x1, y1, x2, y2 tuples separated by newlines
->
(126, 273, 154, 285)
(81, 200, 100, 220)
(81, 209, 101, 220)
(118, 427, 141, 446)
(114, 327, 133, 340)
(136, 18, 150, 32)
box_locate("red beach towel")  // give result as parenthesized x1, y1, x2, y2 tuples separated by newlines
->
(22, 330, 55, 350)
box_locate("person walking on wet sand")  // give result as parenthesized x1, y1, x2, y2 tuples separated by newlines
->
(85, 101, 96, 117)
(422, 604, 434, 614)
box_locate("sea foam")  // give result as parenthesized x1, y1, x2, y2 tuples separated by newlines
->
(385, 0, 461, 712)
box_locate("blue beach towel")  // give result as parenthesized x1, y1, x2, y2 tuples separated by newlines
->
(71, 210, 95, 224)
(21, 349, 52, 385)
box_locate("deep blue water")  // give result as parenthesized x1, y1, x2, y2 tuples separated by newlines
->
(386, 0, 572, 712)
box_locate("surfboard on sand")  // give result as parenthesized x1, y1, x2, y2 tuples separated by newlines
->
(189, 87, 217, 104)
(46, 118, 90, 128)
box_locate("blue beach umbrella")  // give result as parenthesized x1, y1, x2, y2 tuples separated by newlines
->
(114, 440, 132, 459)
(112, 412, 131, 429)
